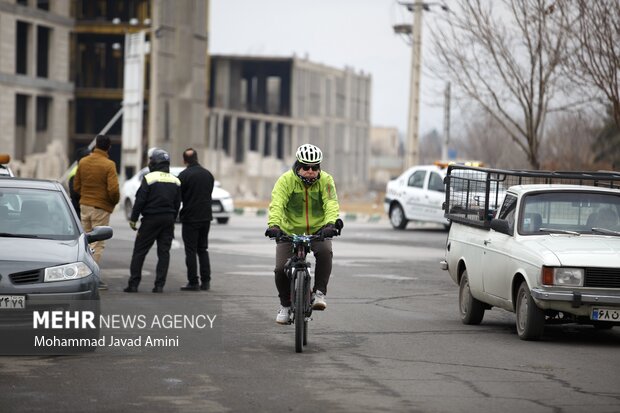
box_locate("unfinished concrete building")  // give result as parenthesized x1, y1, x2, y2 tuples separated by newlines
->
(207, 55, 371, 199)
(0, 0, 73, 177)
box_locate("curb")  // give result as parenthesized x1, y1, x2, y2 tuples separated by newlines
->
(233, 207, 386, 223)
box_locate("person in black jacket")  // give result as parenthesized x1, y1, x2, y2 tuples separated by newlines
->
(178, 148, 215, 291)
(124, 148, 181, 293)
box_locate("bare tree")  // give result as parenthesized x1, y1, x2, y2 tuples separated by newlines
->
(561, 1, 620, 126)
(453, 109, 529, 169)
(430, 0, 569, 169)
(559, 1, 620, 164)
(540, 112, 609, 170)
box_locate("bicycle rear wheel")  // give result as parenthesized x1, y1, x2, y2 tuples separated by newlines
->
(294, 270, 306, 353)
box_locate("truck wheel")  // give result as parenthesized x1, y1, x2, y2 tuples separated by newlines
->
(515, 281, 545, 340)
(389, 204, 408, 230)
(459, 270, 485, 325)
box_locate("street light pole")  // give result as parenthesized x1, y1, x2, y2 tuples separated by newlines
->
(406, 0, 424, 168)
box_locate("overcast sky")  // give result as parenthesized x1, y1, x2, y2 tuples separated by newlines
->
(209, 0, 450, 137)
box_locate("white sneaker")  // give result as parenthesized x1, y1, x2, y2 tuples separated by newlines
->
(312, 291, 327, 311)
(276, 306, 291, 324)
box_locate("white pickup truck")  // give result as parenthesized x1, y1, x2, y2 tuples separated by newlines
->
(441, 166, 620, 340)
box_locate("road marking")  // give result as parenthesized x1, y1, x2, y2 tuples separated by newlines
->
(225, 271, 274, 277)
(351, 274, 417, 280)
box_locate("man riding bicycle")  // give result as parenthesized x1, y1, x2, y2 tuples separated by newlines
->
(265, 143, 340, 324)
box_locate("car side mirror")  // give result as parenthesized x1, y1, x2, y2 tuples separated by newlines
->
(490, 218, 511, 235)
(86, 226, 114, 243)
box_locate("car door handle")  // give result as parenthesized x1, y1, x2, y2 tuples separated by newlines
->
(483, 239, 491, 245)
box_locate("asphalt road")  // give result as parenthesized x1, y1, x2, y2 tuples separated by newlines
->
(0, 211, 619, 412)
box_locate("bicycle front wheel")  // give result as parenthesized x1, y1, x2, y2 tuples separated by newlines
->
(294, 269, 306, 353)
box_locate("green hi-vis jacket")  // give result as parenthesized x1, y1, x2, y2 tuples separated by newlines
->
(268, 169, 340, 235)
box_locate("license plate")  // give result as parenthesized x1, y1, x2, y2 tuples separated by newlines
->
(591, 307, 620, 322)
(0, 295, 26, 309)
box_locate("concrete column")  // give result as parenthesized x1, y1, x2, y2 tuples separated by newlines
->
(229, 115, 237, 161)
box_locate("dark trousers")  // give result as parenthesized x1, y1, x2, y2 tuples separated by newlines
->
(181, 221, 211, 285)
(274, 239, 332, 307)
(128, 214, 175, 288)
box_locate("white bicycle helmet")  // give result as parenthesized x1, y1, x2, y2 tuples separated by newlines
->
(295, 143, 323, 164)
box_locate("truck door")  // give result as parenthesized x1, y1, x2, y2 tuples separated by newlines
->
(481, 195, 517, 300)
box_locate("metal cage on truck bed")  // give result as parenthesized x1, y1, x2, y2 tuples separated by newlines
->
(443, 165, 620, 228)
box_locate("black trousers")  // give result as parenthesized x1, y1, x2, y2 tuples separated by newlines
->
(128, 214, 175, 288)
(274, 239, 332, 307)
(181, 220, 211, 285)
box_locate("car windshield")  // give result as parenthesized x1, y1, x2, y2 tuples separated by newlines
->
(0, 188, 79, 240)
(520, 191, 620, 235)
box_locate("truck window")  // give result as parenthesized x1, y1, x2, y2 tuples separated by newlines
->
(408, 170, 426, 188)
(498, 194, 517, 232)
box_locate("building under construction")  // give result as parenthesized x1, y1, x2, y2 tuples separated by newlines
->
(208, 55, 371, 198)
(1, 0, 371, 198)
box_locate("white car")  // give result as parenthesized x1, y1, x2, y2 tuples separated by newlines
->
(121, 166, 234, 224)
(384, 164, 449, 229)
(442, 166, 620, 340)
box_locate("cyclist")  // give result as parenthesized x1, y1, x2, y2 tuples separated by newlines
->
(265, 143, 340, 324)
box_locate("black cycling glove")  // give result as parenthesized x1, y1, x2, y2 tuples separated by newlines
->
(320, 223, 338, 238)
(265, 226, 283, 238)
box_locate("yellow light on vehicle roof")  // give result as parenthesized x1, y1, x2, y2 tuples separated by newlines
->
(0, 153, 10, 163)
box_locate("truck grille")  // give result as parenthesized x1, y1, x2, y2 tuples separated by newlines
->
(584, 268, 620, 288)
(10, 270, 42, 284)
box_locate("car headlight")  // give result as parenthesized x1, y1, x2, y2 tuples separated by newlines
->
(44, 262, 92, 282)
(542, 266, 584, 286)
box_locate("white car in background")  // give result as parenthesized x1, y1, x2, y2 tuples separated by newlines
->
(384, 164, 449, 229)
(121, 166, 234, 224)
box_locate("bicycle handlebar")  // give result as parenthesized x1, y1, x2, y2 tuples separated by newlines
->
(269, 232, 339, 243)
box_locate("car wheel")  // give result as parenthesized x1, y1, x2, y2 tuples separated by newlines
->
(389, 203, 408, 230)
(216, 217, 229, 224)
(515, 281, 545, 340)
(459, 270, 485, 325)
(124, 199, 133, 221)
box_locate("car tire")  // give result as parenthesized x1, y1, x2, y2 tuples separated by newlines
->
(389, 203, 408, 230)
(515, 281, 545, 340)
(124, 199, 133, 221)
(459, 270, 485, 325)
(216, 217, 229, 224)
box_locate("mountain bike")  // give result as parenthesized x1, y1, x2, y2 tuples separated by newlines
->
(270, 222, 342, 353)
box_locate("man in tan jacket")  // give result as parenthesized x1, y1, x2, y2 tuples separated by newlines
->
(74, 134, 119, 290)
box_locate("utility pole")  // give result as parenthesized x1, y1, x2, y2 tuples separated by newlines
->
(442, 82, 451, 160)
(406, 0, 424, 168)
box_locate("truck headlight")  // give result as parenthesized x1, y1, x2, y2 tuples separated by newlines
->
(542, 267, 584, 286)
(44, 262, 92, 282)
